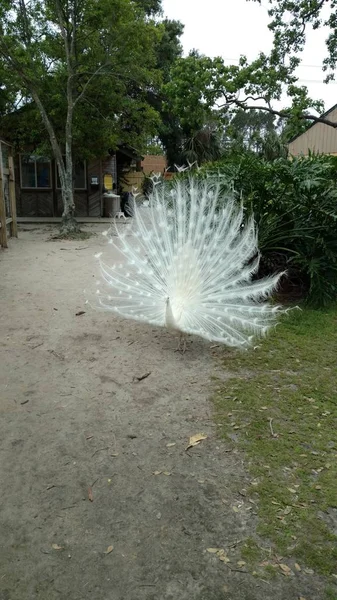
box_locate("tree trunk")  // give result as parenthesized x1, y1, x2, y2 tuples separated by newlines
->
(59, 185, 80, 235)
(29, 89, 81, 235)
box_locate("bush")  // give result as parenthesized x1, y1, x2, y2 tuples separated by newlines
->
(197, 152, 337, 306)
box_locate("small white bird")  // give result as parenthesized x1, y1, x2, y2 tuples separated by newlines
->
(95, 176, 284, 352)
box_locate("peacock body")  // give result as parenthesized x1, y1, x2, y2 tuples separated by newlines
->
(95, 176, 284, 349)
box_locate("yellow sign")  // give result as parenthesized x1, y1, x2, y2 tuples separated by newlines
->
(104, 173, 113, 190)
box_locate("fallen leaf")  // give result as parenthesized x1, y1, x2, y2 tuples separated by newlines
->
(111, 453, 119, 457)
(88, 487, 93, 502)
(315, 485, 322, 490)
(260, 406, 268, 410)
(295, 563, 301, 571)
(219, 554, 230, 563)
(232, 506, 239, 513)
(163, 471, 171, 476)
(153, 471, 162, 476)
(104, 545, 113, 555)
(75, 311, 86, 316)
(279, 563, 292, 576)
(237, 561, 246, 567)
(166, 443, 176, 448)
(299, 597, 307, 600)
(207, 548, 222, 554)
(52, 544, 63, 550)
(284, 506, 292, 515)
(288, 488, 296, 493)
(186, 433, 207, 451)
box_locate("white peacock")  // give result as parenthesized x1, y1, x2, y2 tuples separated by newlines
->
(95, 174, 284, 352)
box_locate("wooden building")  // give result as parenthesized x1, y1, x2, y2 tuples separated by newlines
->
(15, 145, 142, 218)
(288, 103, 337, 156)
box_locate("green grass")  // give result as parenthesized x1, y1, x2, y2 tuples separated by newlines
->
(214, 307, 337, 577)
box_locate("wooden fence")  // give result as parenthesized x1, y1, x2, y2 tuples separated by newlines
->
(0, 140, 17, 248)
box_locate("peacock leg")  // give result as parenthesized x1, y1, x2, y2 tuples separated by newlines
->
(175, 333, 187, 354)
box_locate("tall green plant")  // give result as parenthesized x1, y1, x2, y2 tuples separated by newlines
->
(197, 153, 337, 306)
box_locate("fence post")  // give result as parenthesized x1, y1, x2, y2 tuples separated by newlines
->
(0, 148, 8, 248)
(8, 154, 18, 238)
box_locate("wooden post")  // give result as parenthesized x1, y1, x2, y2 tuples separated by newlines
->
(8, 154, 18, 237)
(0, 145, 8, 248)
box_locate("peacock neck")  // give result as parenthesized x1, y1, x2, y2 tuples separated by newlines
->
(165, 298, 178, 330)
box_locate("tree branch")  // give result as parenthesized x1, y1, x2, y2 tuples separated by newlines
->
(18, 0, 31, 46)
(223, 98, 337, 129)
(299, 0, 327, 37)
(73, 63, 109, 107)
(54, 0, 71, 70)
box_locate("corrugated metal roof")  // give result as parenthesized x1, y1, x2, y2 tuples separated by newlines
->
(288, 103, 337, 144)
(288, 104, 337, 156)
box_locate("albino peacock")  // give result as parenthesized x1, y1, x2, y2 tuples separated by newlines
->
(95, 175, 284, 352)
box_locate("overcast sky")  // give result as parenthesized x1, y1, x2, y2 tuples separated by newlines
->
(161, 0, 336, 114)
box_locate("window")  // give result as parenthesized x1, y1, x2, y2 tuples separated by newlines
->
(56, 159, 87, 190)
(20, 155, 51, 188)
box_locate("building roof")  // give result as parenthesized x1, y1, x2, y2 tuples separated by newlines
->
(115, 144, 144, 161)
(288, 103, 337, 144)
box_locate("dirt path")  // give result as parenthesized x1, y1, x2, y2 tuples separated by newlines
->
(0, 226, 324, 600)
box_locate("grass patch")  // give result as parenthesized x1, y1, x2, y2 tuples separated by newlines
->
(214, 307, 337, 576)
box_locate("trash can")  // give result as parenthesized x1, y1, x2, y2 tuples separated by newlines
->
(121, 192, 134, 217)
(103, 193, 121, 217)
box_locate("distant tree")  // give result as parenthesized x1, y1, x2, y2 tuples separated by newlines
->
(164, 0, 337, 146)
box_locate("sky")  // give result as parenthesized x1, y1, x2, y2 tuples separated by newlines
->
(161, 0, 336, 114)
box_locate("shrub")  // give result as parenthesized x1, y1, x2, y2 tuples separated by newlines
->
(197, 152, 337, 306)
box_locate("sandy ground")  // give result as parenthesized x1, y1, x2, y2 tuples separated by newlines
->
(0, 225, 326, 600)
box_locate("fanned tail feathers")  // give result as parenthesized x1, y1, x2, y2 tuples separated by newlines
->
(95, 177, 284, 348)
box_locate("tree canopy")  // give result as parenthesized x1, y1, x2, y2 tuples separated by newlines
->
(0, 0, 173, 231)
(251, 0, 337, 83)
(1, 0, 336, 190)
(161, 0, 337, 161)
(0, 0, 163, 154)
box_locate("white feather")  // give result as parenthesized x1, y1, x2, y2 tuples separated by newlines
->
(95, 176, 284, 348)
